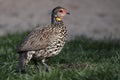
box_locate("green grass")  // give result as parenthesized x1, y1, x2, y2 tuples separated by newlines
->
(0, 33, 120, 80)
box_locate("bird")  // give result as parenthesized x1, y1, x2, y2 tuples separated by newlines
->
(17, 6, 70, 72)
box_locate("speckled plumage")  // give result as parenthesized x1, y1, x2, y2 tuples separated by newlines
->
(17, 6, 69, 72)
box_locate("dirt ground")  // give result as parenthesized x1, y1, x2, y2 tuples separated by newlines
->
(0, 0, 120, 40)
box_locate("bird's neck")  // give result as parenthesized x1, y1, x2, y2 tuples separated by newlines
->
(51, 14, 64, 26)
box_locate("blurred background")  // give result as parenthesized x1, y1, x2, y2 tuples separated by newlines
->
(0, 0, 120, 40)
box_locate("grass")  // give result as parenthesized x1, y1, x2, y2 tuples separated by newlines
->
(0, 32, 120, 80)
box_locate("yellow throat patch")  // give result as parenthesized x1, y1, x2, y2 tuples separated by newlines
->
(55, 17, 61, 21)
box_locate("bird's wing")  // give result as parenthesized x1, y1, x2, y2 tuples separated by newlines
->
(17, 25, 59, 52)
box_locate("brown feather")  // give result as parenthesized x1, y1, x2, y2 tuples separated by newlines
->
(17, 24, 66, 52)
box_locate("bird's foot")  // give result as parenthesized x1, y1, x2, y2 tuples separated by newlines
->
(34, 64, 40, 72)
(15, 68, 26, 74)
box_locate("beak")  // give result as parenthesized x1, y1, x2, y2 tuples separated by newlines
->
(66, 12, 70, 15)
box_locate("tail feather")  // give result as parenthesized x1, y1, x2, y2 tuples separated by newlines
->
(17, 51, 35, 72)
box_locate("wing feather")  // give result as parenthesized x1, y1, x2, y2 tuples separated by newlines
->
(17, 25, 58, 52)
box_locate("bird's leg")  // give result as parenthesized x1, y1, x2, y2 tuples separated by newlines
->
(33, 59, 40, 72)
(42, 59, 49, 71)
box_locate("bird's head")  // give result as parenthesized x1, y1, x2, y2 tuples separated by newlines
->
(51, 6, 70, 24)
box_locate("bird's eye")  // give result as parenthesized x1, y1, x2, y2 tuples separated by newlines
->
(59, 10, 63, 13)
